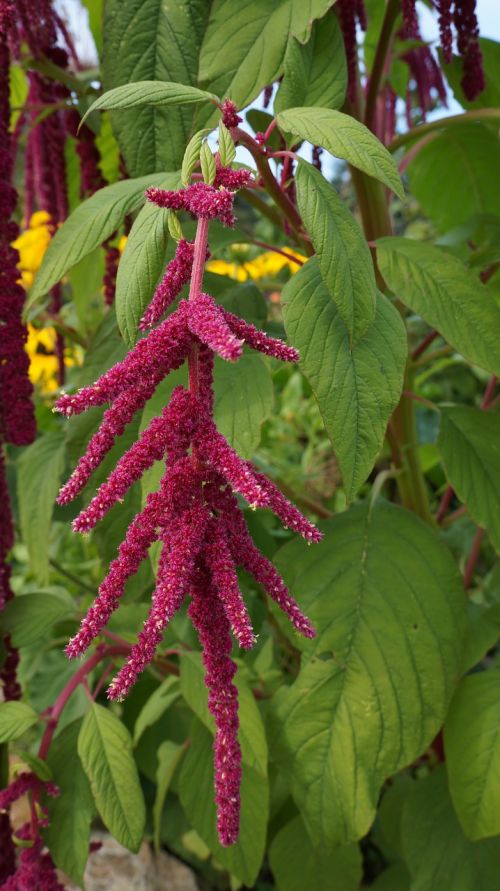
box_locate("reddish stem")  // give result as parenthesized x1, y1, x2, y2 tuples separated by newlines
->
(251, 240, 304, 266)
(38, 644, 131, 761)
(272, 150, 300, 163)
(463, 528, 485, 590)
(411, 329, 438, 361)
(188, 217, 210, 396)
(262, 118, 277, 143)
(436, 485, 454, 524)
(481, 375, 497, 409)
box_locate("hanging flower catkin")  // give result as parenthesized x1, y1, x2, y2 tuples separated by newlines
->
(56, 110, 321, 846)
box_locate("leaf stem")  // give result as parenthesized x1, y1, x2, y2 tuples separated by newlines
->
(463, 528, 485, 590)
(188, 217, 210, 396)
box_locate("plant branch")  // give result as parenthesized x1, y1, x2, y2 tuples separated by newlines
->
(49, 558, 96, 595)
(389, 109, 500, 153)
(364, 0, 401, 131)
(463, 528, 485, 590)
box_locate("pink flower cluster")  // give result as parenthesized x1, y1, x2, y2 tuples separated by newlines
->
(0, 772, 62, 890)
(57, 163, 320, 845)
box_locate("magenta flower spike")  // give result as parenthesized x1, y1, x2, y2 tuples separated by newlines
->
(58, 138, 321, 845)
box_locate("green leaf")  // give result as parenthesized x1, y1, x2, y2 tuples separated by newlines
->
(376, 237, 500, 377)
(213, 352, 274, 459)
(44, 720, 95, 886)
(17, 431, 66, 584)
(272, 500, 466, 844)
(282, 258, 406, 499)
(444, 671, 500, 841)
(82, 81, 218, 126)
(181, 128, 212, 186)
(0, 592, 72, 648)
(199, 0, 332, 112)
(407, 125, 500, 233)
(78, 703, 146, 851)
(0, 701, 38, 743)
(401, 767, 500, 891)
(275, 12, 346, 113)
(438, 408, 500, 554)
(218, 123, 236, 166)
(200, 141, 216, 184)
(133, 676, 180, 745)
(277, 106, 404, 199)
(371, 865, 411, 891)
(30, 174, 166, 302)
(295, 160, 376, 339)
(443, 39, 500, 111)
(179, 720, 268, 886)
(153, 740, 186, 851)
(115, 173, 180, 346)
(103, 0, 213, 175)
(269, 815, 362, 891)
(180, 651, 268, 775)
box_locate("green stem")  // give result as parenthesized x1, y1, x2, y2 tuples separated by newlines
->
(364, 0, 401, 131)
(388, 109, 500, 152)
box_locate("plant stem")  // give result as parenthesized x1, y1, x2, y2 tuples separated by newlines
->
(38, 644, 130, 761)
(388, 109, 500, 152)
(188, 217, 209, 396)
(411, 329, 438, 361)
(240, 188, 284, 230)
(463, 528, 485, 590)
(49, 557, 96, 595)
(364, 0, 401, 131)
(250, 240, 305, 266)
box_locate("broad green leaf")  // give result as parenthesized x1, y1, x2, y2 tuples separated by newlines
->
(17, 431, 66, 584)
(181, 128, 212, 185)
(401, 767, 500, 891)
(282, 258, 406, 499)
(180, 651, 267, 775)
(272, 500, 466, 844)
(44, 720, 95, 886)
(103, 1, 213, 174)
(115, 174, 180, 346)
(82, 81, 218, 126)
(295, 161, 376, 339)
(67, 247, 106, 336)
(78, 703, 146, 851)
(377, 237, 500, 377)
(462, 603, 500, 673)
(269, 815, 362, 891)
(133, 676, 180, 745)
(200, 140, 216, 184)
(275, 12, 346, 113)
(277, 107, 404, 199)
(0, 592, 72, 648)
(153, 740, 186, 851)
(444, 671, 500, 840)
(371, 865, 411, 891)
(408, 125, 500, 233)
(438, 408, 500, 554)
(30, 174, 166, 302)
(218, 123, 236, 166)
(179, 720, 268, 886)
(214, 352, 273, 459)
(443, 39, 500, 110)
(199, 0, 332, 112)
(0, 701, 38, 743)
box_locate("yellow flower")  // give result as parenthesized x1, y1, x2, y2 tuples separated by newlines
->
(207, 247, 305, 282)
(13, 211, 53, 287)
(26, 325, 82, 395)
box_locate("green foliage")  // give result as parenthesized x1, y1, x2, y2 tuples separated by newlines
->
(103, 0, 212, 174)
(283, 258, 406, 498)
(272, 500, 466, 844)
(401, 768, 500, 891)
(78, 704, 146, 852)
(44, 720, 95, 885)
(277, 107, 404, 198)
(0, 592, 73, 648)
(377, 237, 500, 376)
(408, 125, 500, 232)
(198, 0, 332, 112)
(269, 815, 362, 891)
(30, 174, 167, 302)
(17, 431, 66, 583)
(438, 408, 500, 553)
(444, 672, 500, 840)
(275, 12, 347, 113)
(0, 701, 38, 743)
